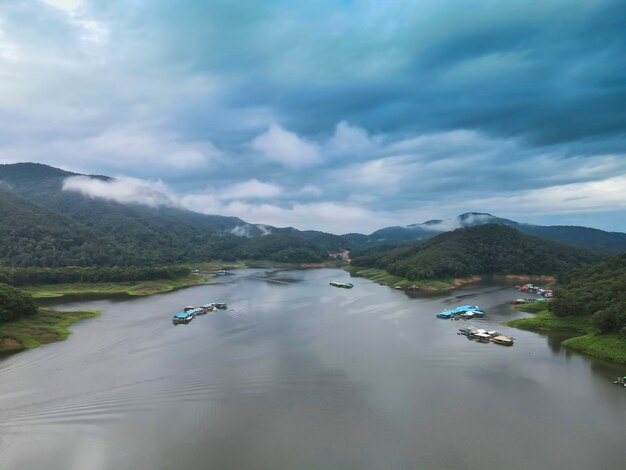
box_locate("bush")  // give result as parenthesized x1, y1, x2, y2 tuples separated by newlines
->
(0, 283, 38, 322)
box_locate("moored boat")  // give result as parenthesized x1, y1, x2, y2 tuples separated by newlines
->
(213, 302, 228, 309)
(330, 281, 354, 289)
(172, 311, 194, 324)
(491, 335, 515, 346)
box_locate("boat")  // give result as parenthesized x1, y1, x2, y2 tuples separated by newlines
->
(182, 306, 205, 316)
(471, 332, 492, 343)
(491, 335, 515, 346)
(213, 302, 228, 309)
(330, 281, 354, 289)
(202, 303, 218, 312)
(172, 311, 194, 324)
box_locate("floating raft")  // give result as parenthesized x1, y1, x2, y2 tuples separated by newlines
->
(436, 305, 485, 319)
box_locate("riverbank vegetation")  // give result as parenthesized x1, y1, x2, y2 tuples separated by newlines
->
(506, 300, 626, 364)
(551, 253, 626, 335)
(0, 265, 191, 286)
(22, 274, 216, 299)
(345, 266, 458, 291)
(0, 307, 99, 353)
(0, 283, 98, 352)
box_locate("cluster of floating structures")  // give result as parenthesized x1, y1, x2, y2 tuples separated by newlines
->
(330, 281, 354, 289)
(172, 302, 227, 324)
(517, 283, 553, 298)
(458, 327, 515, 346)
(437, 305, 515, 346)
(436, 305, 485, 320)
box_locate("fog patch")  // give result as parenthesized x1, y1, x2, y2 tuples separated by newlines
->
(62, 175, 176, 207)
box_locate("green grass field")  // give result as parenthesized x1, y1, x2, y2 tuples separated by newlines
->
(0, 308, 99, 353)
(22, 274, 218, 299)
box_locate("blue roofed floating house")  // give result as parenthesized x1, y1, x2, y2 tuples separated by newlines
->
(172, 310, 194, 324)
(436, 305, 485, 319)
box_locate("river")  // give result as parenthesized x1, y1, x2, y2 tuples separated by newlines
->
(1, 268, 625, 469)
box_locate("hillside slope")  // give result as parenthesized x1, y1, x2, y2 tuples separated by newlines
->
(351, 224, 601, 281)
(0, 163, 349, 266)
(0, 187, 123, 266)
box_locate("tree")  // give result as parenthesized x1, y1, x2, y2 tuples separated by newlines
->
(0, 283, 38, 322)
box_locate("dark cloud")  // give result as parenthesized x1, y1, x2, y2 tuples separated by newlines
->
(0, 0, 624, 232)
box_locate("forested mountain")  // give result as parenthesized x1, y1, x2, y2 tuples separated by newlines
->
(351, 224, 601, 281)
(0, 163, 349, 266)
(347, 212, 626, 254)
(0, 186, 123, 266)
(1, 163, 622, 268)
(551, 253, 626, 334)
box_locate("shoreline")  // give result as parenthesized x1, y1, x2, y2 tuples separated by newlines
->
(0, 307, 99, 354)
(22, 274, 219, 299)
(504, 303, 626, 364)
(345, 266, 554, 292)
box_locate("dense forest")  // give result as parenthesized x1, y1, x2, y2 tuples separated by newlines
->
(551, 253, 626, 334)
(351, 224, 601, 280)
(0, 266, 190, 286)
(0, 163, 349, 267)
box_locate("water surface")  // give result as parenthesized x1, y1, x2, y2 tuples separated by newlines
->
(1, 268, 625, 469)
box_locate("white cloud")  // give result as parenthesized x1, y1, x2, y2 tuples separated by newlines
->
(299, 185, 322, 197)
(418, 213, 495, 232)
(348, 155, 422, 188)
(40, 0, 83, 15)
(220, 179, 282, 200)
(466, 175, 626, 216)
(251, 124, 321, 167)
(62, 175, 175, 207)
(330, 121, 378, 154)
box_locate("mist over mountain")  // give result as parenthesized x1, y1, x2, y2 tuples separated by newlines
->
(0, 163, 347, 266)
(346, 212, 626, 254)
(0, 163, 624, 268)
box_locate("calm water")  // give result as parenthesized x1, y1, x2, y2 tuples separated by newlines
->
(1, 268, 625, 469)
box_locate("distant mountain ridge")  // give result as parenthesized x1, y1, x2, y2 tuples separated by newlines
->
(344, 212, 626, 254)
(0, 163, 624, 268)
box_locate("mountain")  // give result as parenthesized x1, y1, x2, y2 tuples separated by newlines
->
(347, 212, 626, 254)
(0, 163, 348, 266)
(351, 224, 601, 281)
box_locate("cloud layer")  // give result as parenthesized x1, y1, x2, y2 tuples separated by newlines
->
(1, 0, 625, 233)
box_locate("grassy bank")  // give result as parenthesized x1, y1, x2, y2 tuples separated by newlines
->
(0, 308, 99, 353)
(345, 266, 458, 291)
(22, 274, 218, 299)
(505, 302, 626, 364)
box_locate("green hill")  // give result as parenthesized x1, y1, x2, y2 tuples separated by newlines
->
(351, 224, 601, 281)
(0, 163, 348, 267)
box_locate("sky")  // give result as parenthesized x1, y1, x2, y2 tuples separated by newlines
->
(1, 0, 625, 234)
